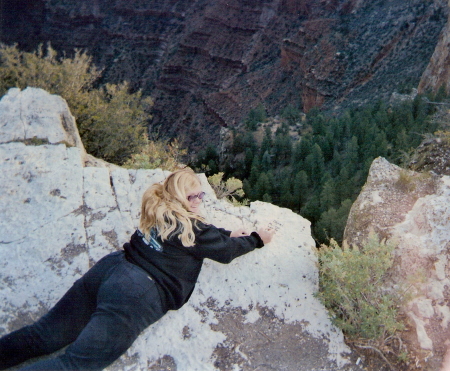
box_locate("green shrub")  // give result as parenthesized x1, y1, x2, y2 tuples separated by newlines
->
(316, 233, 405, 343)
(207, 172, 248, 206)
(0, 43, 100, 99)
(74, 82, 152, 164)
(0, 43, 152, 164)
(123, 138, 187, 171)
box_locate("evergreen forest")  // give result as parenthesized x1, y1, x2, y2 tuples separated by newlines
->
(194, 92, 444, 245)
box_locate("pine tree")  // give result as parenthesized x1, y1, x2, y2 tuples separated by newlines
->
(291, 136, 311, 172)
(243, 179, 252, 199)
(244, 147, 255, 176)
(320, 178, 337, 211)
(308, 108, 327, 136)
(254, 172, 272, 200)
(293, 171, 309, 212)
(342, 136, 359, 174)
(305, 144, 325, 186)
(301, 193, 321, 224)
(282, 105, 301, 126)
(261, 150, 272, 172)
(245, 104, 266, 131)
(260, 127, 273, 161)
(247, 156, 262, 199)
(273, 133, 292, 167)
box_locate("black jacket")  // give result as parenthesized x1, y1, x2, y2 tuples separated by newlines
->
(123, 222, 264, 311)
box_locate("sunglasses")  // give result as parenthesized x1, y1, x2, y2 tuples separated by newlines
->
(187, 192, 205, 202)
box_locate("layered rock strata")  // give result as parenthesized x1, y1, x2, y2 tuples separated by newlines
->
(1, 0, 447, 150)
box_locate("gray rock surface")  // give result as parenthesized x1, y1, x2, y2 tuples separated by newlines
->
(0, 87, 85, 152)
(344, 157, 450, 370)
(0, 88, 360, 370)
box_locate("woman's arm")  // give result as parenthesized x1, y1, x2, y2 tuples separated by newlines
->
(216, 227, 232, 237)
(230, 228, 249, 237)
(190, 223, 272, 264)
(230, 228, 274, 243)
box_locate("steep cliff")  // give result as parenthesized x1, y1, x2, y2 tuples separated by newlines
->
(1, 0, 447, 150)
(0, 88, 360, 370)
(419, 0, 450, 94)
(344, 157, 450, 370)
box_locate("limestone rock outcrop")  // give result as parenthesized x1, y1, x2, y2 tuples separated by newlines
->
(0, 88, 359, 370)
(344, 157, 450, 370)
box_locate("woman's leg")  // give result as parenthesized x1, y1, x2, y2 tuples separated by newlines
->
(0, 252, 121, 370)
(19, 257, 166, 371)
(0, 278, 97, 370)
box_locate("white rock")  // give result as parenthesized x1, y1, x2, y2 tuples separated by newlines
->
(0, 87, 85, 153)
(345, 156, 450, 366)
(0, 88, 356, 370)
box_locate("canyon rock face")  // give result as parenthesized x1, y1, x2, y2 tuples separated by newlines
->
(0, 0, 447, 150)
(344, 157, 450, 370)
(419, 0, 450, 94)
(0, 88, 360, 370)
(409, 134, 450, 176)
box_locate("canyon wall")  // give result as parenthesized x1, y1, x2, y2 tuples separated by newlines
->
(0, 0, 447, 150)
(419, 0, 450, 94)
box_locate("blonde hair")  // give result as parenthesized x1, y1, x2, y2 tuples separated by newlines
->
(139, 168, 205, 247)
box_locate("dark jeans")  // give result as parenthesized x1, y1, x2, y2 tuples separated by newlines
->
(0, 251, 166, 370)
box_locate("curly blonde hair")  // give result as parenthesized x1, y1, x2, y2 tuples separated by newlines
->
(139, 168, 205, 247)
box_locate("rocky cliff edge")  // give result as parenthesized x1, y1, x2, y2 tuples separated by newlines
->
(0, 88, 359, 370)
(345, 157, 450, 370)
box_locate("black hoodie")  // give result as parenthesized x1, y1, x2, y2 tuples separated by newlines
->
(123, 222, 264, 311)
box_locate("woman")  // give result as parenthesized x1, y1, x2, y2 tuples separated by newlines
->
(0, 168, 274, 370)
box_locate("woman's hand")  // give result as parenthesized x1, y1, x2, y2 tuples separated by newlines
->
(230, 228, 250, 237)
(257, 227, 275, 244)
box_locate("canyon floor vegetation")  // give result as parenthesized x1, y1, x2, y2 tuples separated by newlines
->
(194, 90, 447, 246)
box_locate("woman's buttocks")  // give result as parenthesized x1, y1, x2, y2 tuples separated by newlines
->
(84, 251, 158, 302)
(100, 252, 156, 299)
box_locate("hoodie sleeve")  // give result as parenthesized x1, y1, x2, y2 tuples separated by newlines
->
(215, 227, 232, 236)
(190, 222, 264, 264)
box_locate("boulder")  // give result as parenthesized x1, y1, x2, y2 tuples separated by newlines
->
(344, 157, 450, 370)
(0, 88, 359, 370)
(0, 87, 85, 154)
(409, 134, 450, 176)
